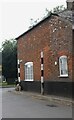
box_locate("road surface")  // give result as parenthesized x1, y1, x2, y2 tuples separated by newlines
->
(1, 88, 72, 118)
(0, 87, 2, 119)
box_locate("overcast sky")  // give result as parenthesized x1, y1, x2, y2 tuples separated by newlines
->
(0, 0, 66, 48)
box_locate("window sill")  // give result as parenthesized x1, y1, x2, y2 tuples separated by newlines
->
(58, 75, 69, 78)
(25, 79, 34, 81)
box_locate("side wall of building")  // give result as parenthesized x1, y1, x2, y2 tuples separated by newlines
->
(17, 15, 72, 97)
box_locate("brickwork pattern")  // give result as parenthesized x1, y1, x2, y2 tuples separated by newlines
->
(17, 15, 72, 81)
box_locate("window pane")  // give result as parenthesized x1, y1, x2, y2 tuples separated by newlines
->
(59, 56, 68, 76)
(25, 62, 33, 80)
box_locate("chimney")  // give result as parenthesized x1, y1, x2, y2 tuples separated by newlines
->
(66, 0, 74, 10)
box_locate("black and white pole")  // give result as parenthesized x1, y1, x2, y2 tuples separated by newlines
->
(18, 59, 20, 82)
(41, 51, 44, 95)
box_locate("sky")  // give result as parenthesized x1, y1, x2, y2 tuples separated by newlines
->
(0, 0, 66, 48)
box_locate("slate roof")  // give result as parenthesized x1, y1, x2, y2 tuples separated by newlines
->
(67, 0, 74, 2)
(59, 9, 74, 24)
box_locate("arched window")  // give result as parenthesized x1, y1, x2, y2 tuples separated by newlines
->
(25, 62, 34, 81)
(59, 56, 68, 77)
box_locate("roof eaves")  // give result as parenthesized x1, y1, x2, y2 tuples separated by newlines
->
(16, 13, 58, 40)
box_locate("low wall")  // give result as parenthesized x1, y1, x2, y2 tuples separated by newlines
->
(21, 81, 73, 98)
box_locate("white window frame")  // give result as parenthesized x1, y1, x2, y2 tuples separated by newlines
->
(59, 56, 68, 77)
(25, 62, 34, 81)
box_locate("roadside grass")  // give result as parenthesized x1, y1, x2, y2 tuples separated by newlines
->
(0, 82, 2, 86)
(0, 82, 15, 87)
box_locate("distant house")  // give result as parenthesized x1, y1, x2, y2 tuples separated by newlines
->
(16, 0, 74, 97)
(0, 52, 2, 82)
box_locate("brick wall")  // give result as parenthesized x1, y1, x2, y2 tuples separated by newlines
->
(17, 15, 72, 82)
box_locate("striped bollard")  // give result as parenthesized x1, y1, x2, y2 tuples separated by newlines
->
(41, 51, 44, 95)
(18, 59, 20, 82)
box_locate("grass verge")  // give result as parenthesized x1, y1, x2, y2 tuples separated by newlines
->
(0, 82, 15, 87)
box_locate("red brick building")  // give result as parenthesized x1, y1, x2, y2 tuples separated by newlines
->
(16, 0, 74, 97)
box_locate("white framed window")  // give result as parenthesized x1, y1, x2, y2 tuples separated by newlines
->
(59, 56, 68, 77)
(25, 62, 34, 81)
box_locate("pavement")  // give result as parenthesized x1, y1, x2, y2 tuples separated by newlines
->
(12, 88, 74, 106)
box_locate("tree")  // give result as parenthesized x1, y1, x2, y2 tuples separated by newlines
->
(2, 39, 17, 83)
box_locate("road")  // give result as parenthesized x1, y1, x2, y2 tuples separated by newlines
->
(1, 88, 72, 118)
(0, 88, 2, 120)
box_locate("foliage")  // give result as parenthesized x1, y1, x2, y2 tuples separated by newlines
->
(2, 39, 17, 80)
(0, 81, 15, 87)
